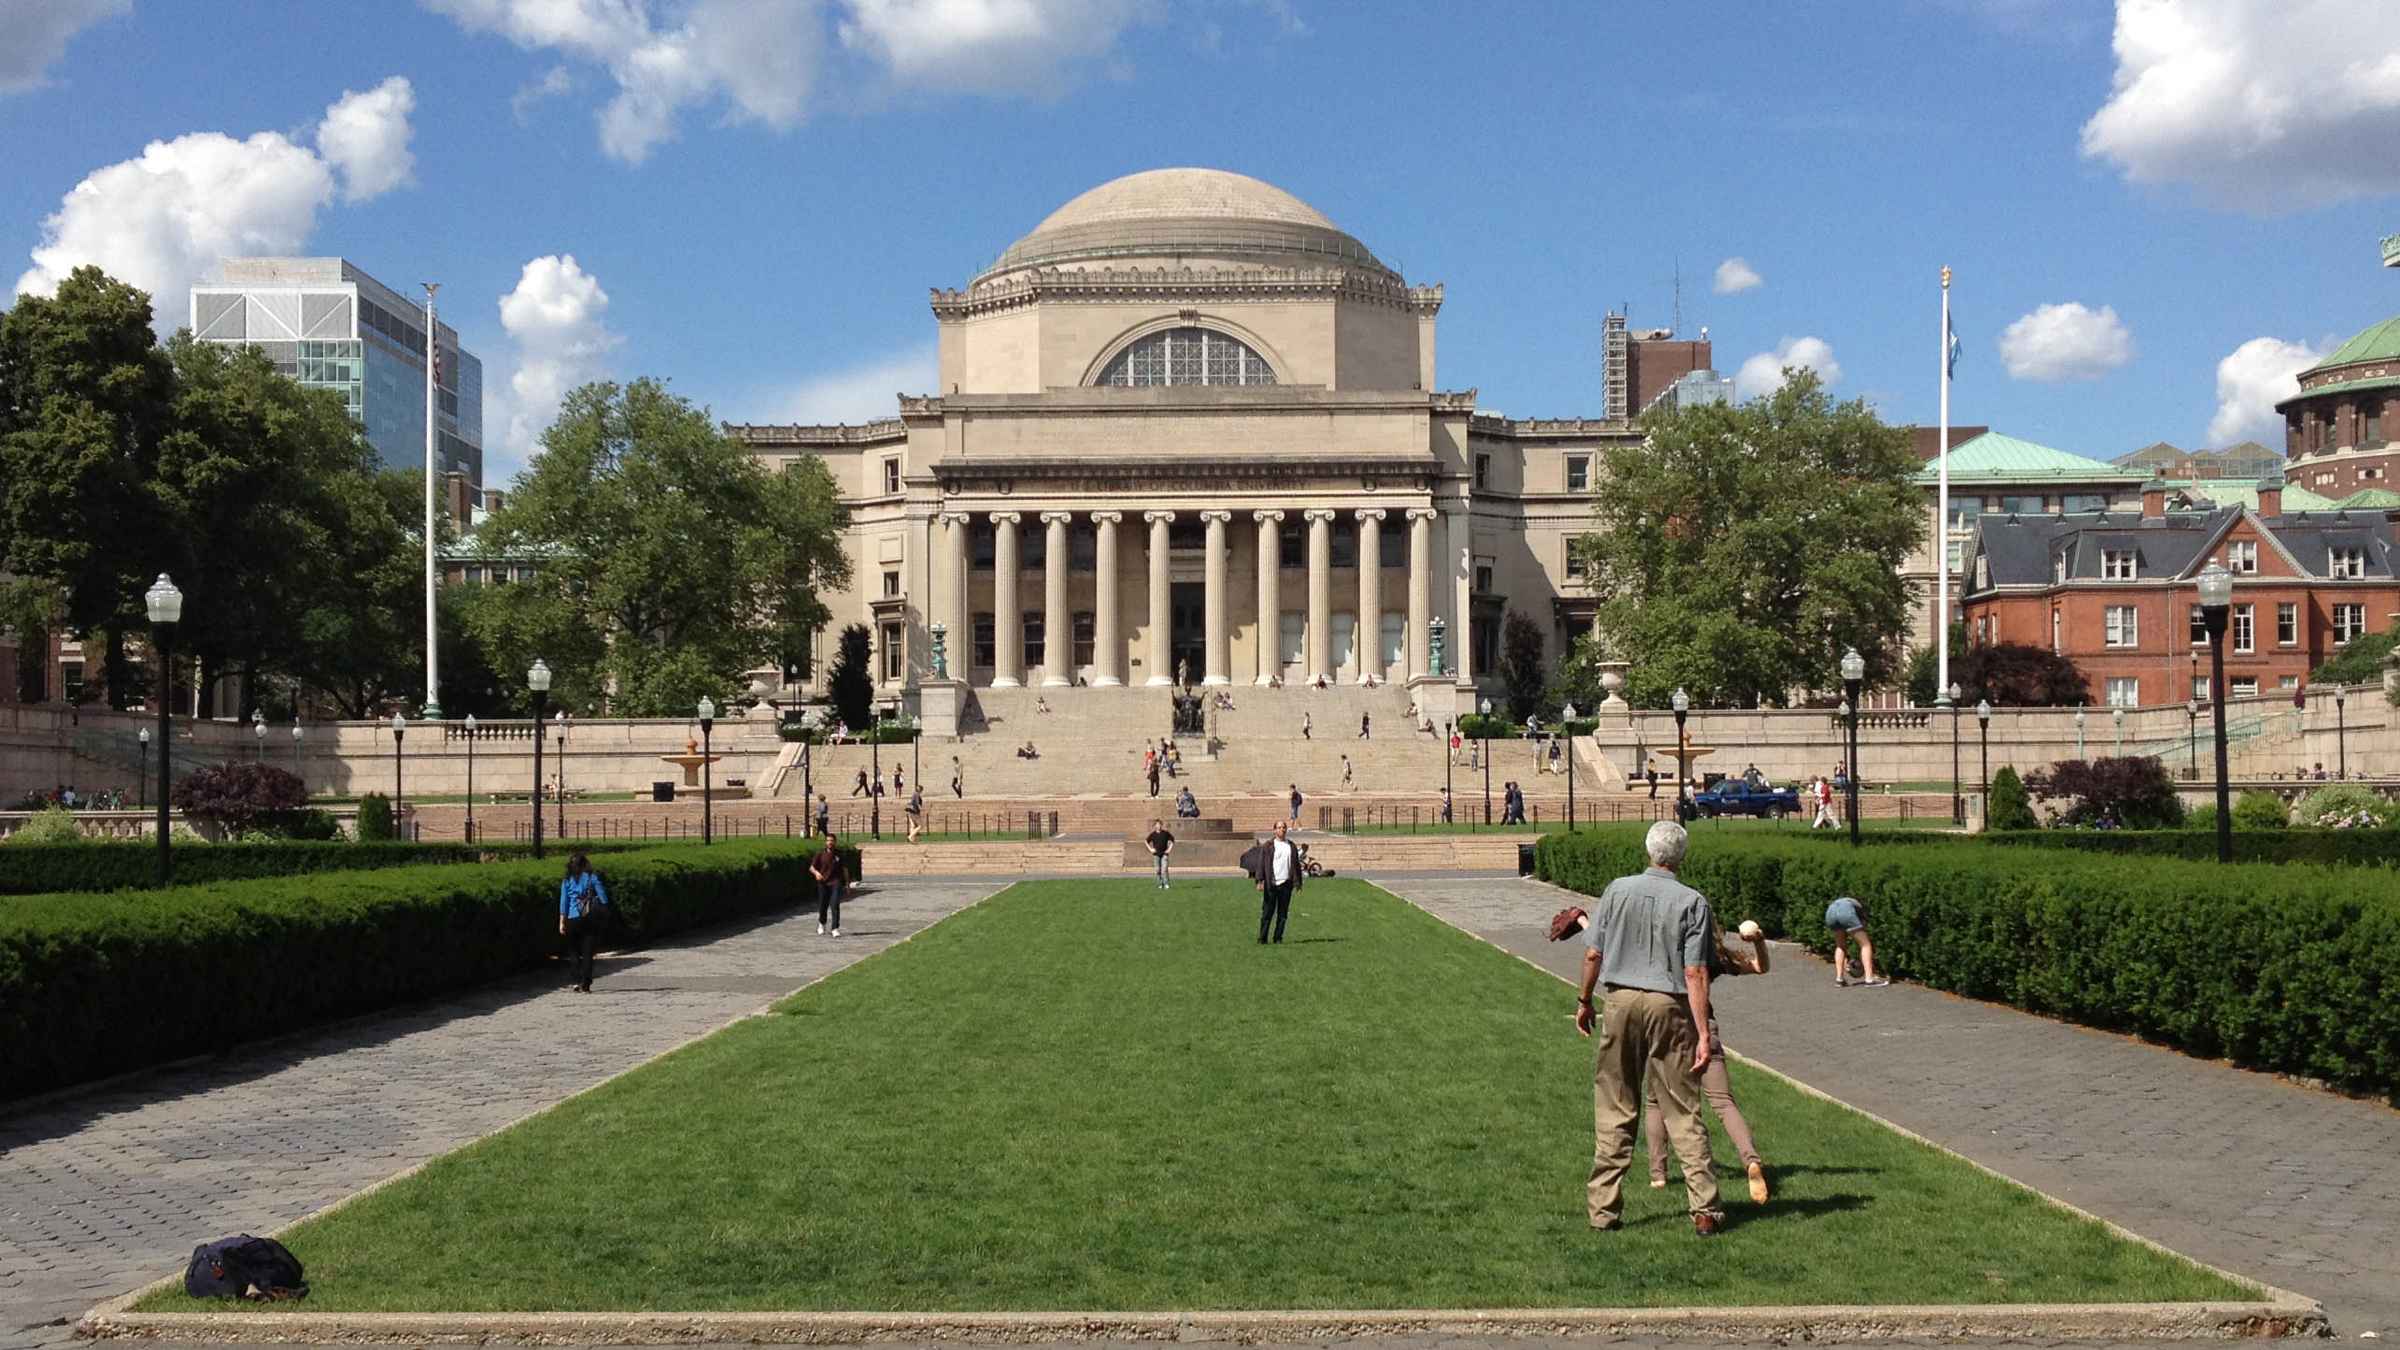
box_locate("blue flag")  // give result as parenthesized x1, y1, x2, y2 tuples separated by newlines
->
(1946, 309, 1962, 380)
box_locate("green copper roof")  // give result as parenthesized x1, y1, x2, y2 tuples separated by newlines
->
(2334, 488, 2400, 510)
(2306, 315, 2400, 373)
(1912, 431, 2147, 485)
(2166, 479, 2338, 513)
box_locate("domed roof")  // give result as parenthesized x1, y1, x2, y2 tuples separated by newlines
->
(981, 168, 1391, 282)
(2307, 314, 2400, 373)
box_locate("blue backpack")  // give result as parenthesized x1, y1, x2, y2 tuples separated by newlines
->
(184, 1235, 307, 1301)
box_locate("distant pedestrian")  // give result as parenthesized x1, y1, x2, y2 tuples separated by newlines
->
(557, 852, 609, 994)
(1440, 787, 1453, 824)
(1646, 761, 1659, 799)
(1253, 820, 1303, 944)
(893, 766, 905, 796)
(1289, 782, 1304, 823)
(1810, 777, 1835, 830)
(1359, 711, 1371, 740)
(1450, 727, 1464, 765)
(1342, 754, 1354, 789)
(905, 788, 924, 843)
(850, 768, 869, 797)
(1148, 759, 1161, 798)
(1147, 817, 1175, 889)
(1824, 895, 1887, 988)
(1547, 739, 1563, 775)
(812, 832, 847, 937)
(814, 792, 830, 837)
(1302, 711, 1313, 740)
(951, 756, 964, 799)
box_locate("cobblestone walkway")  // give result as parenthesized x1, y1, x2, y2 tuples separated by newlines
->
(1366, 872, 2400, 1337)
(0, 880, 1001, 1346)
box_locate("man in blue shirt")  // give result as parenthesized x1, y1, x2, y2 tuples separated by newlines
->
(557, 853, 609, 994)
(1573, 820, 1724, 1235)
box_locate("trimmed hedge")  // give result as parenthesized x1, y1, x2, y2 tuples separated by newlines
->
(0, 839, 857, 1099)
(1535, 827, 2400, 1100)
(0, 839, 656, 896)
(1979, 828, 2400, 867)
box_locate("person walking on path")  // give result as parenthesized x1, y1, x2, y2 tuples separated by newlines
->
(1147, 818, 1175, 889)
(1825, 895, 1888, 987)
(1573, 819, 1725, 1237)
(557, 853, 610, 994)
(1359, 711, 1371, 740)
(1440, 787, 1453, 823)
(1645, 921, 1773, 1205)
(905, 787, 924, 843)
(1288, 782, 1304, 824)
(1342, 754, 1354, 789)
(814, 792, 831, 837)
(1810, 776, 1835, 830)
(1147, 756, 1162, 799)
(894, 765, 905, 797)
(1302, 711, 1313, 741)
(811, 832, 847, 937)
(1255, 820, 1303, 944)
(850, 768, 869, 797)
(1646, 760, 1659, 799)
(951, 756, 964, 799)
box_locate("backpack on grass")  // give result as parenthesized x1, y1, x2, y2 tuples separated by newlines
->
(184, 1235, 307, 1301)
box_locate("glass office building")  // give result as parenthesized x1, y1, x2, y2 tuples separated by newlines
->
(190, 258, 483, 486)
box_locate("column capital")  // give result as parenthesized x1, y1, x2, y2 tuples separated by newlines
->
(1039, 510, 1074, 526)
(1355, 507, 1388, 522)
(1251, 508, 1286, 524)
(990, 510, 1022, 525)
(1406, 506, 1440, 523)
(1144, 510, 1178, 524)
(938, 511, 972, 527)
(1198, 509, 1233, 524)
(1303, 507, 1338, 524)
(1091, 510, 1124, 525)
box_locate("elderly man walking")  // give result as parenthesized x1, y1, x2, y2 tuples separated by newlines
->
(1574, 819, 1725, 1236)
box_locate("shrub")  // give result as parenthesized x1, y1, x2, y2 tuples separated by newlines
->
(0, 838, 659, 896)
(1534, 827, 2400, 1100)
(2023, 756, 2184, 829)
(1456, 714, 1523, 740)
(275, 808, 343, 841)
(1981, 828, 2400, 867)
(357, 792, 396, 841)
(2292, 783, 2395, 829)
(2233, 790, 2291, 831)
(5, 806, 84, 846)
(1986, 766, 2037, 831)
(0, 840, 837, 1098)
(170, 762, 306, 833)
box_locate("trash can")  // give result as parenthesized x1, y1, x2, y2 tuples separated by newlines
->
(1517, 842, 1537, 876)
(652, 781, 675, 803)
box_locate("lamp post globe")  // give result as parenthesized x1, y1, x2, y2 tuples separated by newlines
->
(698, 696, 717, 844)
(1670, 686, 1691, 811)
(2112, 703, 2125, 757)
(2185, 697, 2199, 779)
(145, 574, 182, 884)
(251, 710, 265, 762)
(2336, 688, 2349, 779)
(390, 712, 408, 834)
(1478, 698, 1493, 825)
(1838, 648, 1865, 847)
(138, 726, 150, 811)
(1975, 698, 1992, 817)
(1945, 680, 1964, 825)
(462, 714, 478, 843)
(2074, 703, 2087, 760)
(553, 710, 569, 842)
(527, 659, 551, 858)
(2196, 563, 2235, 862)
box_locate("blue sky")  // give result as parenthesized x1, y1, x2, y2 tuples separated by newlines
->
(5, 0, 2398, 484)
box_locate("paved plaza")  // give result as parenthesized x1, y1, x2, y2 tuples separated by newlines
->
(3, 871, 2393, 1349)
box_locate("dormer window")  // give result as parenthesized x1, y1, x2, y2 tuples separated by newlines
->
(2051, 554, 2067, 584)
(2331, 546, 2366, 579)
(2225, 540, 2256, 574)
(2101, 549, 2137, 580)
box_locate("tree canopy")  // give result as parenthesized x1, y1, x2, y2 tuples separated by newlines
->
(1574, 370, 1924, 708)
(1904, 627, 2092, 708)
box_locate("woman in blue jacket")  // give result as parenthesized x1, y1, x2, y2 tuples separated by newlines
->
(558, 853, 609, 993)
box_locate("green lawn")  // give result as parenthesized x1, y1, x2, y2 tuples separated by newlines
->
(162, 878, 2238, 1312)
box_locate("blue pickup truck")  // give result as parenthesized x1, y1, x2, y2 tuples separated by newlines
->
(1693, 779, 1802, 820)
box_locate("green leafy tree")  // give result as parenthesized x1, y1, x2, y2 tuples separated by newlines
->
(1547, 632, 1608, 717)
(1498, 610, 1547, 719)
(475, 379, 849, 715)
(356, 792, 395, 841)
(1985, 765, 2038, 831)
(2309, 630, 2396, 688)
(2025, 756, 2185, 828)
(1576, 370, 1922, 707)
(1906, 634, 2090, 708)
(827, 623, 874, 732)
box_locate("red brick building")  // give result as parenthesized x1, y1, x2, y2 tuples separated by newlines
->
(1959, 481, 2400, 708)
(2281, 314, 2398, 499)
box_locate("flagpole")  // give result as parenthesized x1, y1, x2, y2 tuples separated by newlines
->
(423, 282, 442, 719)
(1936, 266, 1952, 702)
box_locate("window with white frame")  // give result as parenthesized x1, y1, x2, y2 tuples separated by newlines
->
(2330, 546, 2366, 578)
(1565, 455, 1590, 491)
(2232, 603, 2254, 653)
(2189, 604, 2208, 645)
(882, 458, 900, 494)
(2104, 605, 2138, 647)
(2226, 539, 2257, 573)
(2191, 675, 2210, 701)
(880, 623, 903, 680)
(2278, 601, 2298, 645)
(1947, 540, 1965, 572)
(2279, 674, 2299, 690)
(2102, 548, 2137, 580)
(2335, 602, 2367, 645)
(2106, 677, 2139, 707)
(2232, 676, 2258, 698)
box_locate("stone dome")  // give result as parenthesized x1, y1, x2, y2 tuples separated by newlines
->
(980, 168, 1391, 282)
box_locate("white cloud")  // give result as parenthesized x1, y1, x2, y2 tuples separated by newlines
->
(494, 254, 622, 473)
(0, 0, 128, 93)
(315, 76, 417, 202)
(1734, 336, 1841, 401)
(2081, 0, 2400, 206)
(1997, 302, 2135, 382)
(2208, 336, 2324, 445)
(836, 0, 1142, 93)
(769, 343, 937, 424)
(1712, 257, 1761, 295)
(511, 65, 577, 121)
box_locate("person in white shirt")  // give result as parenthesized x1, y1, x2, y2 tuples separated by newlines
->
(1255, 820, 1304, 944)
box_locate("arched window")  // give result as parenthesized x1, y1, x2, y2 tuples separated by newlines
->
(1093, 327, 1276, 387)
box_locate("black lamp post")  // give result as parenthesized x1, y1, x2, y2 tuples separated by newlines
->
(1975, 698, 1992, 812)
(146, 574, 181, 884)
(1944, 681, 1962, 825)
(2198, 564, 2233, 863)
(699, 695, 716, 844)
(291, 723, 304, 795)
(138, 725, 151, 811)
(1671, 686, 1691, 815)
(1840, 647, 1865, 846)
(1478, 697, 1493, 826)
(870, 704, 883, 840)
(1442, 719, 1453, 826)
(1563, 702, 1578, 831)
(553, 710, 569, 841)
(802, 738, 814, 835)
(528, 659, 551, 859)
(2337, 688, 2348, 778)
(2186, 697, 2199, 779)
(252, 710, 265, 762)
(463, 714, 478, 844)
(391, 712, 407, 833)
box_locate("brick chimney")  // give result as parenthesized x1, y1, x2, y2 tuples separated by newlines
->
(2141, 476, 2167, 518)
(442, 471, 473, 528)
(2256, 476, 2282, 518)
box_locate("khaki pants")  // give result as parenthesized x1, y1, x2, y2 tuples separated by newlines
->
(1589, 987, 1721, 1226)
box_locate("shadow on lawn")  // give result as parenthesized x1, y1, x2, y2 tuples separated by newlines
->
(1720, 1192, 1873, 1230)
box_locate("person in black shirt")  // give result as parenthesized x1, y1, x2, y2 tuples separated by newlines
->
(1146, 818, 1175, 889)
(811, 832, 846, 937)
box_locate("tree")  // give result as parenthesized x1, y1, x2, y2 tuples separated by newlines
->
(170, 762, 306, 833)
(2024, 756, 2184, 828)
(1907, 634, 2090, 708)
(475, 379, 850, 715)
(2309, 630, 2396, 688)
(1985, 765, 2038, 831)
(1498, 610, 1547, 719)
(827, 623, 874, 732)
(1575, 370, 1922, 708)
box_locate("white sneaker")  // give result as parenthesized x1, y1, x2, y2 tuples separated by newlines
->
(832, 928, 843, 937)
(817, 923, 826, 934)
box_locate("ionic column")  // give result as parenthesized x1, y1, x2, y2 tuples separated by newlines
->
(1355, 508, 1385, 683)
(1253, 509, 1285, 684)
(1406, 507, 1436, 678)
(942, 513, 972, 682)
(1092, 511, 1123, 686)
(1447, 503, 1474, 684)
(1304, 508, 1335, 683)
(1144, 511, 1175, 686)
(991, 510, 1023, 687)
(1200, 510, 1232, 686)
(1040, 511, 1073, 687)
